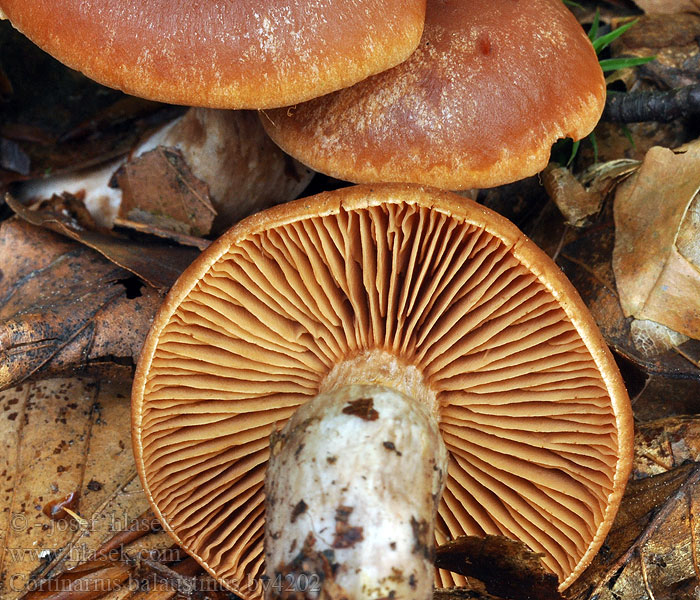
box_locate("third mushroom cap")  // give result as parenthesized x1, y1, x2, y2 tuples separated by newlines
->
(132, 184, 633, 599)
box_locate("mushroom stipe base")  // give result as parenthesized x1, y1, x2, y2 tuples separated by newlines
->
(132, 184, 633, 597)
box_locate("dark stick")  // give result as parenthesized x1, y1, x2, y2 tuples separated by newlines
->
(602, 84, 700, 123)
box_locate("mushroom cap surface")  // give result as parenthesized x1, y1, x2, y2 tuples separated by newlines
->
(132, 184, 632, 596)
(261, 0, 606, 189)
(0, 0, 426, 109)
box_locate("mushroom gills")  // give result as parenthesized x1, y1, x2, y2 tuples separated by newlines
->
(265, 384, 448, 600)
(134, 185, 632, 597)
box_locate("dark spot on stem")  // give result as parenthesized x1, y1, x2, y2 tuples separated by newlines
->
(291, 499, 308, 523)
(410, 516, 434, 561)
(383, 441, 402, 456)
(342, 397, 378, 421)
(271, 534, 340, 599)
(333, 506, 364, 549)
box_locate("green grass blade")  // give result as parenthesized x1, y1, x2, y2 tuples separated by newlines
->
(593, 19, 639, 54)
(567, 140, 581, 166)
(588, 9, 600, 43)
(599, 56, 656, 71)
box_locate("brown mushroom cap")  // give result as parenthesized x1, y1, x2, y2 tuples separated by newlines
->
(132, 184, 632, 596)
(261, 0, 606, 189)
(0, 0, 426, 109)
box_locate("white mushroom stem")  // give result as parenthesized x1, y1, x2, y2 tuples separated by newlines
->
(17, 158, 124, 228)
(265, 384, 448, 600)
(15, 108, 312, 231)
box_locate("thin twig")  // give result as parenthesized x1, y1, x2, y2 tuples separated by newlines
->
(602, 85, 700, 123)
(689, 489, 700, 581)
(639, 548, 656, 600)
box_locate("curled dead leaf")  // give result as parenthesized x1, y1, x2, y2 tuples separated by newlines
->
(542, 161, 638, 228)
(613, 144, 700, 340)
(5, 193, 199, 291)
(139, 108, 314, 235)
(541, 165, 600, 228)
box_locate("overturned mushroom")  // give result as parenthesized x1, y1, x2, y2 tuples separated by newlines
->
(132, 184, 633, 598)
(0, 1, 427, 108)
(262, 0, 605, 189)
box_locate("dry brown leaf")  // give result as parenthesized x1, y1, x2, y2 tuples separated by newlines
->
(528, 173, 700, 379)
(634, 416, 700, 477)
(541, 165, 600, 228)
(5, 193, 199, 291)
(542, 161, 639, 228)
(569, 462, 700, 600)
(0, 378, 151, 597)
(0, 377, 232, 600)
(435, 536, 562, 600)
(0, 218, 161, 391)
(115, 147, 216, 238)
(634, 0, 700, 15)
(613, 144, 700, 340)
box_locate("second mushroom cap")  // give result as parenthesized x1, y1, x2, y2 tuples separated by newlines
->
(262, 0, 606, 189)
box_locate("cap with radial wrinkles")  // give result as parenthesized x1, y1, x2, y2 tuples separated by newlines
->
(132, 184, 633, 597)
(262, 0, 606, 189)
(0, 0, 427, 109)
